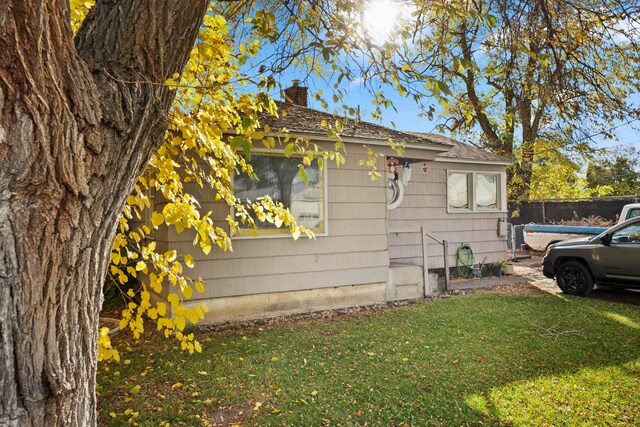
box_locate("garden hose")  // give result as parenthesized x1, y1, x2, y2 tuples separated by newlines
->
(456, 243, 475, 278)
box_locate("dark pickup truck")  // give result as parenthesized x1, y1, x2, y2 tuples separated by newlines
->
(542, 216, 640, 295)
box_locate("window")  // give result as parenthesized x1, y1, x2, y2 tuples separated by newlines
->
(447, 171, 503, 212)
(476, 174, 498, 210)
(447, 172, 470, 210)
(611, 222, 640, 244)
(628, 208, 640, 220)
(234, 154, 326, 236)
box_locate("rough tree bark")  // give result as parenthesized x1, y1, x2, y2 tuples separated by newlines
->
(0, 0, 209, 425)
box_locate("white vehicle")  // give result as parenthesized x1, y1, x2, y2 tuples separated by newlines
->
(523, 203, 640, 251)
(618, 203, 640, 224)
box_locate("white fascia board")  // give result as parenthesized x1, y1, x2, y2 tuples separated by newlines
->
(435, 156, 511, 166)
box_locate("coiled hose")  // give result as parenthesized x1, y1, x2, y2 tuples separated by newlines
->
(456, 243, 475, 278)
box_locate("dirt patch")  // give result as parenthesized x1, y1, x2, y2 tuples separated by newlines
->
(204, 402, 255, 427)
(320, 330, 339, 339)
(510, 249, 544, 268)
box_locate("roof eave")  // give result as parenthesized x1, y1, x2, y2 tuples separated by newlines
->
(261, 131, 452, 152)
(434, 156, 511, 166)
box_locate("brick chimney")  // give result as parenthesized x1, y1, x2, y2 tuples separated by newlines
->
(284, 80, 308, 107)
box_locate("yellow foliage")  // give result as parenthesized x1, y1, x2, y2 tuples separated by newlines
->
(71, 1, 350, 362)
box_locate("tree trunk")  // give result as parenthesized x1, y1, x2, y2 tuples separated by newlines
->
(0, 1, 208, 425)
(511, 97, 536, 200)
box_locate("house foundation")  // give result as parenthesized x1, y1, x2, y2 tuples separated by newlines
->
(181, 282, 388, 324)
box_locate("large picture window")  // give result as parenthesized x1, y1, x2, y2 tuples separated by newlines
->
(234, 154, 326, 236)
(447, 171, 502, 212)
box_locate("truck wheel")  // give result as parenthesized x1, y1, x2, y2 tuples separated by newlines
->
(556, 261, 594, 295)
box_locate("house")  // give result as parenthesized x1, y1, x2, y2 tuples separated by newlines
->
(154, 82, 510, 323)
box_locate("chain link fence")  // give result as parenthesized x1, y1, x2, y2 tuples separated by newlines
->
(508, 195, 640, 225)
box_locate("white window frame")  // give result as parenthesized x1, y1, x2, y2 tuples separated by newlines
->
(447, 170, 507, 213)
(231, 150, 329, 239)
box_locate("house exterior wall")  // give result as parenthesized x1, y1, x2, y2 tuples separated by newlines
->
(388, 159, 508, 270)
(151, 139, 505, 322)
(154, 145, 393, 321)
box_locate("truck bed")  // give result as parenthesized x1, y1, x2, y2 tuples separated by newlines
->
(523, 224, 608, 251)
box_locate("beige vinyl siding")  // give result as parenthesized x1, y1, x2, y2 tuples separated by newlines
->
(196, 267, 390, 299)
(155, 145, 390, 298)
(388, 161, 507, 269)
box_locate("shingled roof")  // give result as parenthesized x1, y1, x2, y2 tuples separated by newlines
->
(410, 132, 510, 164)
(259, 101, 453, 150)
(259, 87, 508, 164)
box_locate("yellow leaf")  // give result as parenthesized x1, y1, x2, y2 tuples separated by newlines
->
(195, 280, 205, 294)
(156, 302, 167, 317)
(184, 254, 194, 268)
(291, 227, 301, 240)
(201, 241, 212, 255)
(182, 285, 193, 300)
(165, 250, 177, 262)
(186, 309, 199, 324)
(151, 212, 164, 227)
(175, 315, 186, 331)
(167, 293, 180, 307)
(135, 261, 146, 271)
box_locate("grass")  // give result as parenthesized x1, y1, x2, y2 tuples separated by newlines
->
(97, 286, 640, 426)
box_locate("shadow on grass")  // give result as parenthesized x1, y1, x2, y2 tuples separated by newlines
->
(98, 286, 640, 426)
(587, 285, 640, 306)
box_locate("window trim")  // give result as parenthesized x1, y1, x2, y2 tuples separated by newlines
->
(446, 169, 507, 213)
(231, 150, 329, 239)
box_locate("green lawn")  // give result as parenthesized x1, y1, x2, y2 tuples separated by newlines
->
(98, 286, 640, 426)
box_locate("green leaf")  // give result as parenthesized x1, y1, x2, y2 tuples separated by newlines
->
(230, 135, 248, 149)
